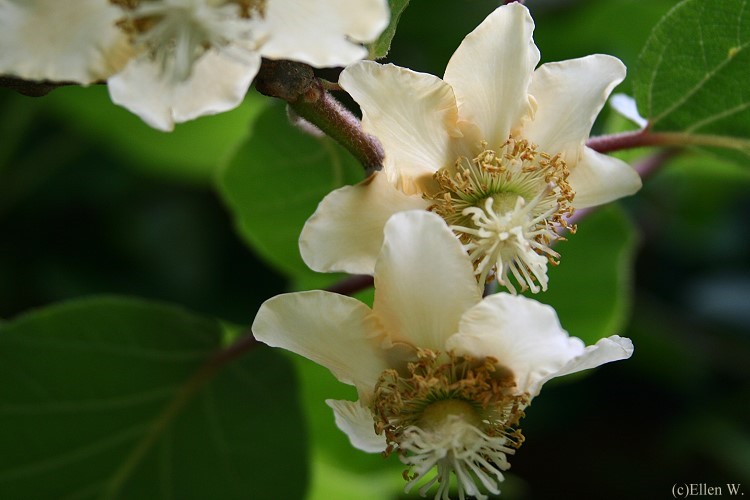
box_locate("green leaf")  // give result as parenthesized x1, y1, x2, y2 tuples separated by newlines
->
(532, 205, 638, 345)
(367, 0, 411, 59)
(43, 86, 264, 184)
(218, 103, 362, 279)
(0, 296, 306, 500)
(634, 0, 750, 161)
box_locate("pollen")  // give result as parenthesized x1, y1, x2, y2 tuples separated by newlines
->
(429, 137, 576, 293)
(371, 350, 527, 500)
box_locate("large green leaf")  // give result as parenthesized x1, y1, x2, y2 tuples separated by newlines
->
(218, 103, 362, 280)
(0, 297, 306, 500)
(367, 0, 411, 60)
(533, 205, 638, 345)
(43, 86, 264, 184)
(634, 0, 750, 161)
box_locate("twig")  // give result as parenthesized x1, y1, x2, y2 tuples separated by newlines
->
(254, 59, 384, 174)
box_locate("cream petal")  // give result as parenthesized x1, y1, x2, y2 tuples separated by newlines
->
(443, 3, 539, 151)
(522, 55, 627, 159)
(252, 291, 389, 393)
(567, 146, 642, 209)
(372, 211, 481, 351)
(609, 93, 648, 129)
(0, 0, 131, 83)
(447, 293, 585, 397)
(258, 0, 389, 67)
(339, 61, 461, 195)
(300, 172, 430, 275)
(538, 335, 633, 387)
(108, 48, 260, 131)
(326, 399, 386, 453)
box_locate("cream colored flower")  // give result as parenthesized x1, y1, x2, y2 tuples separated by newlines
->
(0, 0, 131, 83)
(255, 210, 633, 500)
(0, 0, 388, 130)
(108, 0, 390, 130)
(300, 3, 642, 294)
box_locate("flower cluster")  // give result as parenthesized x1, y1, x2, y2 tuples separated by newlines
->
(0, 0, 389, 130)
(2, 1, 641, 498)
(251, 4, 640, 499)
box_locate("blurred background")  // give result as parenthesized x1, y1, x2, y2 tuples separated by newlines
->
(1, 0, 748, 498)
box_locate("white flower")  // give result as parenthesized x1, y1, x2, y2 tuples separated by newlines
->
(300, 3, 642, 294)
(254, 210, 634, 500)
(0, 0, 388, 130)
(107, 0, 390, 130)
(0, 0, 132, 83)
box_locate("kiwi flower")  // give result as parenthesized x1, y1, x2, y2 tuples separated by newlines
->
(0, 0, 389, 131)
(255, 210, 633, 499)
(300, 2, 641, 293)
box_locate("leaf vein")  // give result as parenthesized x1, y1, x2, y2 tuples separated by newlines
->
(0, 424, 147, 483)
(0, 387, 174, 415)
(652, 40, 750, 125)
(686, 101, 750, 132)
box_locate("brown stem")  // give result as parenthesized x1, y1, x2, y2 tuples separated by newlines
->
(325, 274, 374, 295)
(586, 129, 665, 153)
(254, 59, 384, 174)
(0, 76, 94, 97)
(586, 128, 750, 154)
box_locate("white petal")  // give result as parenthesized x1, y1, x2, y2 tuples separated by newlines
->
(340, 61, 461, 195)
(252, 291, 388, 393)
(447, 293, 585, 397)
(0, 0, 131, 83)
(257, 0, 389, 67)
(300, 172, 430, 275)
(373, 211, 481, 351)
(568, 146, 642, 208)
(443, 3, 539, 150)
(539, 335, 633, 386)
(326, 399, 386, 453)
(609, 93, 648, 129)
(108, 48, 260, 131)
(522, 55, 627, 159)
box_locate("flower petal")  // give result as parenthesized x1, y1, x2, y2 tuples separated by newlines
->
(567, 146, 642, 208)
(373, 211, 481, 351)
(609, 93, 648, 129)
(447, 293, 585, 397)
(443, 3, 539, 151)
(0, 0, 131, 83)
(300, 172, 430, 275)
(340, 61, 461, 195)
(326, 399, 386, 453)
(252, 291, 388, 392)
(258, 0, 389, 67)
(539, 335, 633, 386)
(522, 54, 627, 159)
(108, 48, 260, 131)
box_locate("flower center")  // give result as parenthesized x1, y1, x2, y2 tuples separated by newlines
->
(113, 0, 264, 82)
(429, 138, 576, 294)
(371, 350, 527, 500)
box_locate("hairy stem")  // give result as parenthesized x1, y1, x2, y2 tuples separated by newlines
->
(587, 128, 750, 154)
(255, 59, 384, 174)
